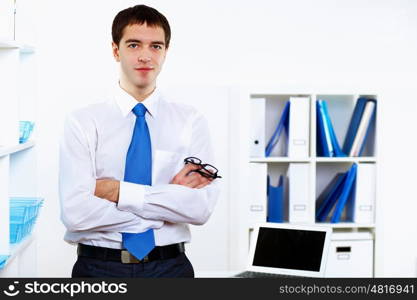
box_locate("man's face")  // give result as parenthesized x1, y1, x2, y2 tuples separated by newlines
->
(112, 23, 167, 90)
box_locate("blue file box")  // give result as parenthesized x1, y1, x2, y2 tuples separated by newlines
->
(267, 176, 284, 223)
(0, 255, 9, 269)
(10, 197, 44, 244)
(19, 121, 35, 144)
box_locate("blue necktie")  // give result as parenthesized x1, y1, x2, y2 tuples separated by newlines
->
(121, 103, 155, 260)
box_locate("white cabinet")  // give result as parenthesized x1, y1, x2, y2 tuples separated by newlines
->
(229, 88, 378, 277)
(325, 232, 374, 277)
(0, 5, 39, 275)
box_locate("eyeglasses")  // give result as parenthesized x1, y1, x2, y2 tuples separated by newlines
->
(184, 157, 222, 179)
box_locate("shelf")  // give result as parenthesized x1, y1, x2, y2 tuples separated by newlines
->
(249, 222, 375, 229)
(1, 235, 35, 269)
(314, 223, 376, 229)
(0, 40, 35, 53)
(247, 87, 378, 97)
(0, 140, 36, 157)
(250, 157, 311, 163)
(0, 41, 19, 49)
(249, 157, 376, 163)
(316, 157, 376, 163)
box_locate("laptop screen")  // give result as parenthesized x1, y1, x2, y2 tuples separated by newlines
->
(252, 227, 326, 272)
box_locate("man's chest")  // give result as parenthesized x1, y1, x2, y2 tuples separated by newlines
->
(93, 116, 192, 184)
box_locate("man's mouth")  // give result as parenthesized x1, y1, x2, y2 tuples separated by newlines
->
(135, 67, 154, 71)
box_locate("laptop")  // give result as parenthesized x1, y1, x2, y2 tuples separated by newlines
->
(234, 223, 332, 278)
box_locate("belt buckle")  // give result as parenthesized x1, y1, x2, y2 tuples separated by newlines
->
(121, 250, 148, 264)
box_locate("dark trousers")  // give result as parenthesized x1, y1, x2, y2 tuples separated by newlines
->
(72, 253, 194, 278)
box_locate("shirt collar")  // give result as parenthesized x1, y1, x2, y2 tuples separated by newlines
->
(114, 82, 160, 118)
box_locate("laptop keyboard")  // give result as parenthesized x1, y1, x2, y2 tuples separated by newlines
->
(234, 271, 305, 278)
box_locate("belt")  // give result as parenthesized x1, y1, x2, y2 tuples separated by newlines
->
(77, 243, 185, 264)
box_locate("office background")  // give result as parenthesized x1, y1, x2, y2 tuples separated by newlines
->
(4, 0, 416, 276)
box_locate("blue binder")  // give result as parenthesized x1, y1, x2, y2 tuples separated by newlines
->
(343, 98, 368, 155)
(316, 173, 347, 222)
(265, 101, 290, 157)
(316, 100, 346, 157)
(358, 100, 377, 156)
(316, 100, 334, 157)
(0, 255, 9, 269)
(322, 101, 346, 157)
(330, 163, 357, 223)
(267, 175, 284, 223)
(343, 98, 377, 156)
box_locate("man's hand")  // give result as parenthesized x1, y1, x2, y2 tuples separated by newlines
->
(170, 163, 213, 189)
(95, 179, 120, 203)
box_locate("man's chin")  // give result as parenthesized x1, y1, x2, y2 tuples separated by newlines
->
(134, 81, 152, 89)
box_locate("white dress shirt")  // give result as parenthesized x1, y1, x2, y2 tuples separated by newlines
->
(59, 84, 220, 249)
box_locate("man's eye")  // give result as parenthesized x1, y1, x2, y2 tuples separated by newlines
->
(128, 44, 138, 48)
(152, 45, 162, 50)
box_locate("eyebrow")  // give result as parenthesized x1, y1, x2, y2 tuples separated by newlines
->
(125, 39, 165, 46)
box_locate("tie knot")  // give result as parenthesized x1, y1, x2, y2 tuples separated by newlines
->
(132, 103, 147, 117)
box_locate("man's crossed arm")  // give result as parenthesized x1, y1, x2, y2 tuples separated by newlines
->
(95, 162, 213, 203)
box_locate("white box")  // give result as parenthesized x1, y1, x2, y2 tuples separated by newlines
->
(249, 98, 266, 157)
(288, 97, 310, 158)
(288, 163, 312, 223)
(354, 163, 376, 224)
(325, 232, 373, 277)
(247, 163, 267, 223)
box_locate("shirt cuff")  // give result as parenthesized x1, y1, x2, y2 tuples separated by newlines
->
(118, 181, 146, 215)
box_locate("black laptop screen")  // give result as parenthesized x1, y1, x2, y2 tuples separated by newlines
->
(252, 227, 326, 272)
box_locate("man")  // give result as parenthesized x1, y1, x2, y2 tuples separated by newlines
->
(59, 4, 220, 278)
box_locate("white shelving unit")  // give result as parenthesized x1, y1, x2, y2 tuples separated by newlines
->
(229, 88, 378, 277)
(0, 140, 35, 157)
(0, 2, 39, 275)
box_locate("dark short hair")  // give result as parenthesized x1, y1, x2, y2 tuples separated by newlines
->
(112, 4, 171, 48)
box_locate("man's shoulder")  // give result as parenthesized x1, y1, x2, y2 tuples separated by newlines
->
(164, 100, 197, 113)
(67, 98, 115, 123)
(160, 95, 202, 120)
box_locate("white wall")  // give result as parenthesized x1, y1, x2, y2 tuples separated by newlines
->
(26, 0, 417, 276)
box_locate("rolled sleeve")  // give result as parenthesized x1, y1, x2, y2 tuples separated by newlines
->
(117, 181, 146, 214)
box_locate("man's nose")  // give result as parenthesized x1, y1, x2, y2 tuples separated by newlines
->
(138, 53, 151, 63)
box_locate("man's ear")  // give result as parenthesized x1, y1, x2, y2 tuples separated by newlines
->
(112, 42, 120, 62)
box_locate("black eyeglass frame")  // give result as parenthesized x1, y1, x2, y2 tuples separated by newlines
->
(184, 157, 222, 179)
